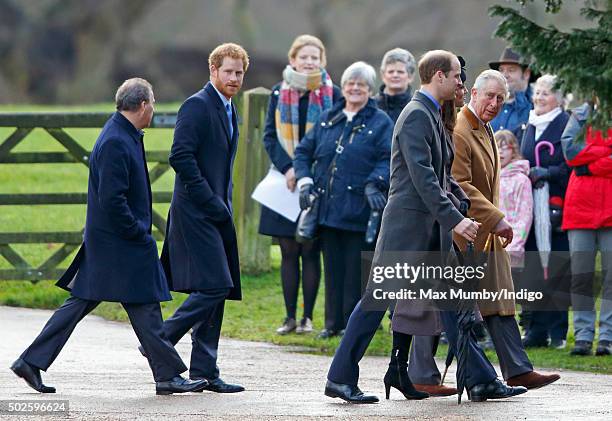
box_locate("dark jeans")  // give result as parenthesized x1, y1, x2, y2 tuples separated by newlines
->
(569, 229, 612, 342)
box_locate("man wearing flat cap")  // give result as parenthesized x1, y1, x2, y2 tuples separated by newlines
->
(489, 47, 535, 133)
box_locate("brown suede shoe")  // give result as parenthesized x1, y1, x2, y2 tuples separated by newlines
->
(413, 384, 457, 397)
(507, 371, 560, 390)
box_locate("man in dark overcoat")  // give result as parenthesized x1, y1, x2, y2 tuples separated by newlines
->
(10, 78, 207, 396)
(155, 43, 248, 393)
(324, 51, 527, 403)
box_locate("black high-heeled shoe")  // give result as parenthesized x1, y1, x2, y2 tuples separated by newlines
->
(383, 348, 429, 400)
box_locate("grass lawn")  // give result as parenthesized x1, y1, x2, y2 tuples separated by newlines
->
(1, 103, 610, 375)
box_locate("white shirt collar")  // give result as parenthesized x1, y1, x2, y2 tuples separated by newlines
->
(468, 103, 485, 126)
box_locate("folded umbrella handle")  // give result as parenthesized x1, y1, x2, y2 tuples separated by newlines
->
(535, 141, 555, 167)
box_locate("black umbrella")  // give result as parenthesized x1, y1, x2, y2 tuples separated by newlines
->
(453, 239, 484, 404)
(455, 282, 476, 402)
(440, 234, 490, 402)
(440, 342, 454, 386)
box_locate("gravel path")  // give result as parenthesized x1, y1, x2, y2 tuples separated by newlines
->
(1, 306, 610, 420)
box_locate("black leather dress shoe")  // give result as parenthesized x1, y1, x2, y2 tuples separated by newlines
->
(155, 376, 208, 395)
(10, 358, 56, 393)
(324, 380, 379, 404)
(191, 377, 245, 393)
(468, 378, 527, 402)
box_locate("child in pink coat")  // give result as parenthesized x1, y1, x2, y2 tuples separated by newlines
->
(496, 130, 533, 269)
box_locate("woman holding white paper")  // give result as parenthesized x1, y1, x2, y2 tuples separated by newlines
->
(258, 34, 341, 335)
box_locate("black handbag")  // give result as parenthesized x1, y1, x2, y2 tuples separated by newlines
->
(295, 192, 320, 243)
(295, 117, 354, 243)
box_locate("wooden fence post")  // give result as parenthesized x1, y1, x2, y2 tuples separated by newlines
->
(233, 87, 272, 274)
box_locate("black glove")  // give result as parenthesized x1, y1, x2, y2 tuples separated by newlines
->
(459, 199, 470, 217)
(574, 164, 592, 176)
(365, 183, 386, 211)
(299, 184, 315, 210)
(205, 195, 231, 222)
(529, 166, 550, 188)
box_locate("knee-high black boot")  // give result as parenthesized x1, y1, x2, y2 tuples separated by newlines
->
(384, 331, 429, 400)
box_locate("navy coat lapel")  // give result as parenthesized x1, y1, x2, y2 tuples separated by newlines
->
(205, 82, 232, 144)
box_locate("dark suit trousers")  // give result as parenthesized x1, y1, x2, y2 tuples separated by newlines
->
(408, 335, 441, 384)
(410, 315, 534, 383)
(161, 288, 230, 379)
(320, 227, 373, 331)
(484, 315, 533, 380)
(327, 298, 497, 388)
(20, 295, 187, 382)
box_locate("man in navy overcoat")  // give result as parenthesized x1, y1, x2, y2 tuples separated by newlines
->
(11, 78, 207, 396)
(156, 43, 248, 393)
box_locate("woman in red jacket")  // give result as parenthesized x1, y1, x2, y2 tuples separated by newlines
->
(561, 102, 612, 356)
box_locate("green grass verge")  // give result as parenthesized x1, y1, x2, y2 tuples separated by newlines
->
(1, 247, 610, 374)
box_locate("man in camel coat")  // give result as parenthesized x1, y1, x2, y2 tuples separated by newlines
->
(451, 69, 560, 389)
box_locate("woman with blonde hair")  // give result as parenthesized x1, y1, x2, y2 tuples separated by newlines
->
(258, 35, 341, 335)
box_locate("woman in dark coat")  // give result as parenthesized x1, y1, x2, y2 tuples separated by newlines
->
(294, 61, 393, 338)
(374, 47, 416, 124)
(519, 74, 571, 349)
(258, 35, 341, 335)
